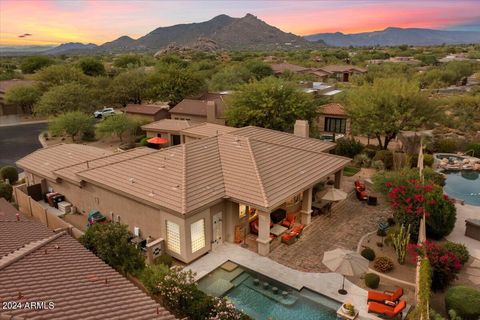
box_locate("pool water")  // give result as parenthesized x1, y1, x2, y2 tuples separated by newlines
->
(198, 263, 340, 320)
(443, 170, 480, 206)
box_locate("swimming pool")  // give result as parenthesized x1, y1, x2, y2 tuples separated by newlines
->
(443, 170, 480, 206)
(198, 262, 340, 320)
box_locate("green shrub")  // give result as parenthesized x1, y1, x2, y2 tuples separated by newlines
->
(465, 143, 480, 157)
(353, 153, 371, 168)
(0, 181, 13, 201)
(410, 153, 434, 167)
(373, 150, 394, 170)
(140, 136, 149, 146)
(444, 242, 470, 265)
(434, 139, 457, 153)
(139, 263, 170, 295)
(361, 247, 376, 261)
(335, 138, 364, 158)
(363, 146, 378, 158)
(155, 252, 173, 267)
(0, 166, 18, 184)
(445, 286, 480, 320)
(373, 256, 394, 273)
(387, 217, 396, 226)
(364, 273, 380, 289)
(371, 160, 384, 170)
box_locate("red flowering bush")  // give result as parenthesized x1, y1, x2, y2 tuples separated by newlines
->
(409, 241, 462, 291)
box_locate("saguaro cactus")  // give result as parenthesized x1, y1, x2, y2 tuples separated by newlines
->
(392, 224, 411, 264)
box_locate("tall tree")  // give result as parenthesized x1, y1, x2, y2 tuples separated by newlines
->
(109, 68, 149, 106)
(226, 77, 317, 132)
(96, 114, 135, 142)
(346, 77, 431, 150)
(35, 64, 89, 89)
(49, 111, 95, 142)
(35, 83, 98, 115)
(5, 84, 42, 114)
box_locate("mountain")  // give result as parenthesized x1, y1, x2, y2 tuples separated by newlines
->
(97, 13, 322, 52)
(0, 45, 56, 56)
(305, 27, 480, 47)
(43, 42, 98, 55)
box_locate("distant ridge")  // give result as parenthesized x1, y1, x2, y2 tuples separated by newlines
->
(43, 42, 97, 55)
(305, 27, 480, 47)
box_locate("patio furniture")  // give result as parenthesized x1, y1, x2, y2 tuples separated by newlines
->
(270, 224, 288, 236)
(281, 212, 296, 228)
(281, 232, 297, 245)
(249, 218, 273, 235)
(356, 190, 368, 201)
(337, 305, 359, 320)
(367, 288, 403, 303)
(354, 180, 366, 191)
(368, 300, 406, 319)
(270, 208, 286, 224)
(291, 224, 305, 235)
(465, 219, 480, 241)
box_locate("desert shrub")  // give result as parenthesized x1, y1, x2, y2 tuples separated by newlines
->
(353, 153, 371, 167)
(81, 128, 96, 141)
(335, 138, 364, 158)
(387, 217, 396, 226)
(444, 242, 470, 265)
(0, 181, 13, 201)
(371, 160, 384, 170)
(425, 193, 456, 239)
(373, 256, 394, 273)
(434, 139, 457, 153)
(410, 153, 434, 167)
(385, 224, 401, 246)
(0, 166, 18, 184)
(373, 150, 394, 170)
(364, 273, 380, 289)
(155, 252, 173, 267)
(445, 286, 480, 320)
(465, 142, 480, 157)
(361, 247, 376, 261)
(363, 145, 378, 158)
(409, 241, 461, 291)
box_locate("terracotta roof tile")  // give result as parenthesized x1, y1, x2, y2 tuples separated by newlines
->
(319, 103, 347, 116)
(125, 104, 169, 115)
(270, 63, 310, 74)
(141, 119, 194, 132)
(318, 65, 367, 73)
(169, 98, 225, 118)
(0, 200, 176, 320)
(180, 123, 237, 138)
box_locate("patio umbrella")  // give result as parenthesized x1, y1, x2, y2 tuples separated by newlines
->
(147, 137, 168, 145)
(322, 248, 369, 295)
(321, 187, 348, 202)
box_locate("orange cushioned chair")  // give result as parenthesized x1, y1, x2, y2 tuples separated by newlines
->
(291, 224, 305, 235)
(367, 287, 403, 303)
(281, 212, 296, 228)
(368, 300, 406, 319)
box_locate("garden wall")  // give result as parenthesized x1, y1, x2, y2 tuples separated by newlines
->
(13, 184, 84, 239)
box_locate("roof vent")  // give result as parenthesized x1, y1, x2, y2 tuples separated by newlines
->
(129, 177, 135, 184)
(148, 190, 155, 197)
(158, 164, 165, 170)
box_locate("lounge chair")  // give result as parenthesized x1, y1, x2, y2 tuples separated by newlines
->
(281, 212, 296, 228)
(368, 300, 406, 318)
(367, 287, 403, 303)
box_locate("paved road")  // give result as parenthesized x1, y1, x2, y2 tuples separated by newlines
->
(0, 122, 47, 171)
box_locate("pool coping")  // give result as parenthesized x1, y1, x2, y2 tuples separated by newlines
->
(185, 242, 410, 320)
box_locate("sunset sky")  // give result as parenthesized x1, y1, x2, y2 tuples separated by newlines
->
(1, 0, 479, 46)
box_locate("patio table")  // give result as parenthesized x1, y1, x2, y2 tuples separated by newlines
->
(270, 224, 288, 236)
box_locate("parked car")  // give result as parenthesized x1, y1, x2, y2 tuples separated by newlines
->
(93, 107, 115, 119)
(86, 210, 107, 228)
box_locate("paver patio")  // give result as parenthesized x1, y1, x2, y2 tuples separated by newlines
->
(269, 192, 392, 272)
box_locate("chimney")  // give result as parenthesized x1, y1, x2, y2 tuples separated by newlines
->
(294, 120, 309, 138)
(206, 100, 216, 124)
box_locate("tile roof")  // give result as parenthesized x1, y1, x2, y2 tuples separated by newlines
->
(54, 148, 157, 184)
(319, 103, 347, 116)
(76, 130, 348, 214)
(169, 99, 225, 118)
(0, 200, 176, 320)
(180, 123, 237, 138)
(125, 104, 169, 115)
(318, 65, 367, 73)
(270, 63, 310, 74)
(16, 144, 111, 180)
(0, 198, 53, 257)
(141, 119, 194, 132)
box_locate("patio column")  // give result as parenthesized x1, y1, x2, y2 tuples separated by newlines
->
(256, 210, 271, 256)
(300, 187, 313, 225)
(334, 169, 343, 189)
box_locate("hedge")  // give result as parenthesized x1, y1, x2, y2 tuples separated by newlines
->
(445, 286, 480, 320)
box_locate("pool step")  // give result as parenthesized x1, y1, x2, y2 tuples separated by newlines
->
(231, 272, 249, 287)
(299, 288, 341, 310)
(243, 277, 298, 306)
(204, 279, 234, 297)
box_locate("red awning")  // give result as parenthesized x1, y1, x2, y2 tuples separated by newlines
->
(147, 137, 168, 145)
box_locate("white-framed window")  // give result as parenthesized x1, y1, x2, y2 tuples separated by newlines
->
(190, 219, 205, 253)
(239, 204, 247, 218)
(166, 220, 181, 254)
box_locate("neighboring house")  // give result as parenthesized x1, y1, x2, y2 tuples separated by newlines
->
(438, 53, 479, 63)
(0, 198, 175, 320)
(124, 103, 170, 122)
(387, 56, 421, 65)
(317, 65, 367, 82)
(169, 93, 227, 125)
(317, 103, 350, 137)
(0, 79, 36, 116)
(300, 82, 343, 96)
(17, 121, 350, 263)
(271, 63, 329, 81)
(142, 120, 237, 146)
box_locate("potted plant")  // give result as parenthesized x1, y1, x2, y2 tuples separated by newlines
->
(342, 303, 355, 316)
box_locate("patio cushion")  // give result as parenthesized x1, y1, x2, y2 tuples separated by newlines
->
(368, 300, 406, 318)
(281, 212, 296, 228)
